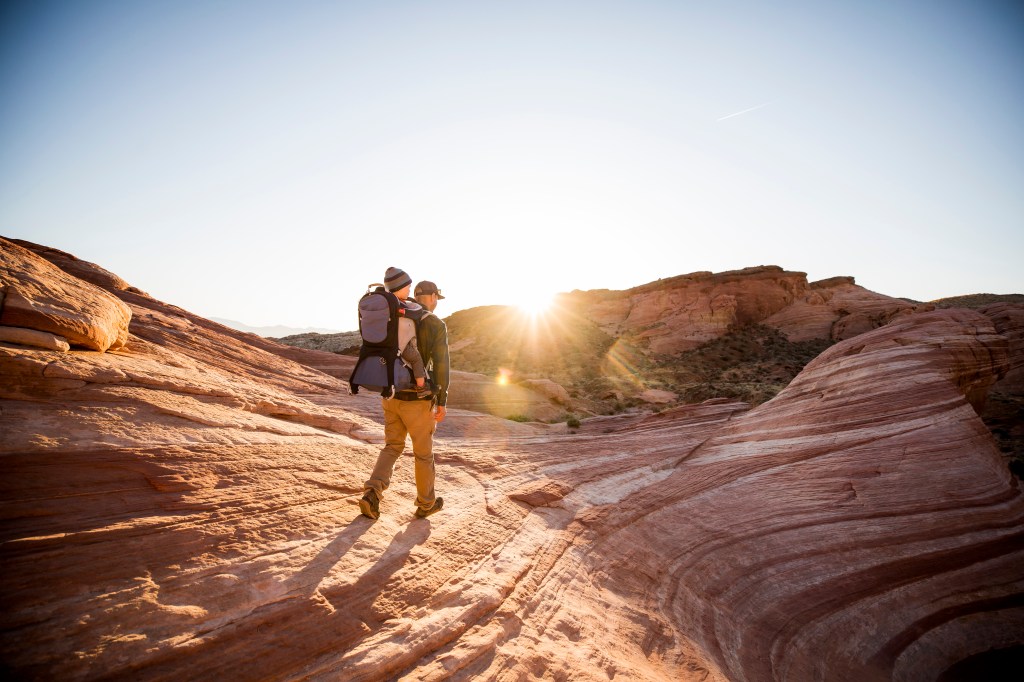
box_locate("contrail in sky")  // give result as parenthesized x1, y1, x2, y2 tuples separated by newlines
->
(717, 101, 772, 121)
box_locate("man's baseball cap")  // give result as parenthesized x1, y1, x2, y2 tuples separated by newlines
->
(414, 281, 445, 299)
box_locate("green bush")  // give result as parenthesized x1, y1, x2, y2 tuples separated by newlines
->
(506, 414, 531, 422)
(566, 415, 581, 429)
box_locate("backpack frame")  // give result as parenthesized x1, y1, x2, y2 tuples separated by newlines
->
(348, 284, 430, 398)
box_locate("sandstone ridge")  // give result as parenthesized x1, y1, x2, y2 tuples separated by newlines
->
(568, 265, 928, 353)
(1, 239, 1022, 681)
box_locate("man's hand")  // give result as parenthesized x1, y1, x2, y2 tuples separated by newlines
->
(434, 405, 446, 423)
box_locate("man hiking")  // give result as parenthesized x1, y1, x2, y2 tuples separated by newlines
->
(359, 268, 450, 520)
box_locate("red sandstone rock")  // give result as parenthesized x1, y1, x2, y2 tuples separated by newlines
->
(570, 266, 925, 353)
(768, 276, 927, 342)
(0, 325, 70, 351)
(587, 307, 1023, 681)
(1, 238, 132, 351)
(982, 303, 1024, 394)
(8, 238, 135, 292)
(638, 388, 677, 404)
(521, 378, 571, 405)
(443, 370, 570, 422)
(0, 242, 1021, 681)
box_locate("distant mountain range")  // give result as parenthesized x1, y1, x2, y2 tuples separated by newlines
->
(210, 318, 343, 338)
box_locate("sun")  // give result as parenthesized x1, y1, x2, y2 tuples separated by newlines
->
(516, 291, 555, 317)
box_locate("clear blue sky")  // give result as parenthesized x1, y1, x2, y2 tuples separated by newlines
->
(3, 0, 1022, 330)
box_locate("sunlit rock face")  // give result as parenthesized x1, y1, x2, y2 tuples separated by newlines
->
(1, 240, 1021, 681)
(570, 266, 927, 353)
(1, 238, 132, 352)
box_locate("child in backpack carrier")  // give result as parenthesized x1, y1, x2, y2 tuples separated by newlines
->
(398, 302, 434, 399)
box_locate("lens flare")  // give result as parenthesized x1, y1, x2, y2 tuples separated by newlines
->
(601, 339, 644, 387)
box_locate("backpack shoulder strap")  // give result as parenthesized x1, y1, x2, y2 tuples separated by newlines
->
(403, 306, 431, 323)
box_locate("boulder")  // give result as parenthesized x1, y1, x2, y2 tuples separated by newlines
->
(0, 238, 131, 352)
(638, 388, 676, 404)
(446, 370, 568, 422)
(521, 378, 571, 405)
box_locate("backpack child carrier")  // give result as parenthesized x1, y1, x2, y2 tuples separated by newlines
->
(348, 284, 430, 398)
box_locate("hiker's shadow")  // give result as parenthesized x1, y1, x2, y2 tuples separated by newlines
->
(291, 514, 433, 614)
(289, 517, 375, 594)
(325, 521, 434, 612)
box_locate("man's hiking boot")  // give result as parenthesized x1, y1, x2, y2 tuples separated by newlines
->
(359, 489, 380, 520)
(414, 497, 443, 519)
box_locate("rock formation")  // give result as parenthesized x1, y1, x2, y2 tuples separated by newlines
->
(977, 303, 1024, 476)
(0, 325, 71, 352)
(983, 303, 1024, 394)
(586, 308, 1023, 681)
(1, 239, 1022, 680)
(370, 266, 929, 418)
(568, 266, 927, 354)
(1, 238, 132, 352)
(274, 266, 925, 417)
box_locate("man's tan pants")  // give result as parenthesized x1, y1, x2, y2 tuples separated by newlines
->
(364, 398, 436, 511)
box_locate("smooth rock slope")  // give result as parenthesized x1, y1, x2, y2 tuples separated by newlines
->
(1, 238, 1022, 681)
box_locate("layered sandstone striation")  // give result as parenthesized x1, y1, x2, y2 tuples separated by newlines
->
(1, 240, 1022, 681)
(585, 308, 1024, 681)
(983, 303, 1024, 393)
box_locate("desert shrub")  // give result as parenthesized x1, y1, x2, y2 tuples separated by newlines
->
(506, 414, 531, 422)
(566, 415, 581, 428)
